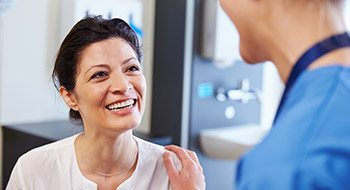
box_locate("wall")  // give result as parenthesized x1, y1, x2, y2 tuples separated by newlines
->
(0, 15, 3, 189)
(0, 0, 66, 125)
(138, 0, 155, 133)
(346, 2, 350, 29)
(0, 1, 62, 187)
(0, 14, 3, 190)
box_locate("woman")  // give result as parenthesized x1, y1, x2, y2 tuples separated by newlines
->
(165, 0, 350, 189)
(7, 16, 180, 190)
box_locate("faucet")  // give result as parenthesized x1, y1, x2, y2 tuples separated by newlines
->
(215, 79, 261, 104)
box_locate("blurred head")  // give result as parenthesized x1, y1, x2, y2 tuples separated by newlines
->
(219, 0, 346, 64)
(52, 16, 145, 131)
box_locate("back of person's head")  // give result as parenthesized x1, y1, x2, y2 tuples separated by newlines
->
(52, 16, 141, 124)
(284, 0, 345, 8)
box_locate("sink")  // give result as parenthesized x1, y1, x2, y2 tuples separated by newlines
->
(199, 123, 268, 160)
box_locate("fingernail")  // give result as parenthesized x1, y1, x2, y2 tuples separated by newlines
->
(163, 151, 170, 158)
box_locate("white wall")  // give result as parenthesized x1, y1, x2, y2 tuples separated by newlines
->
(0, 12, 3, 190)
(0, 12, 3, 186)
(0, 1, 65, 187)
(0, 11, 4, 124)
(0, 15, 3, 189)
(0, 0, 67, 125)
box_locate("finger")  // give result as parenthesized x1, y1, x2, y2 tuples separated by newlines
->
(164, 145, 192, 164)
(163, 151, 179, 179)
(186, 150, 200, 165)
(185, 150, 203, 172)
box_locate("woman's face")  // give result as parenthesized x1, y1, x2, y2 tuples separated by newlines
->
(65, 37, 146, 134)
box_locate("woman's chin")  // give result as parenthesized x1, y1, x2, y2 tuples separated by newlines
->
(240, 51, 263, 64)
(103, 119, 140, 133)
(241, 56, 255, 64)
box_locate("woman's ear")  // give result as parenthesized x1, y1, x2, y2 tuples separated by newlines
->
(59, 86, 79, 111)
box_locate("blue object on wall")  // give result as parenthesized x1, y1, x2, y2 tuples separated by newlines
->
(197, 83, 214, 99)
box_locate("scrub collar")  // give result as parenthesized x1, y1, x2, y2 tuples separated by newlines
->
(273, 32, 350, 124)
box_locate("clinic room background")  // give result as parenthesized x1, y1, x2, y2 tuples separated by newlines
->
(0, 0, 350, 189)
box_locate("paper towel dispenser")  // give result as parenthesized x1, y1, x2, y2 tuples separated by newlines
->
(199, 0, 241, 69)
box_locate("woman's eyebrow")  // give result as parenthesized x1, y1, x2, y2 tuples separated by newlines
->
(85, 64, 110, 75)
(84, 57, 138, 75)
(121, 57, 138, 65)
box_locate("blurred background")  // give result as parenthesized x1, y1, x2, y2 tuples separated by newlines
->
(0, 0, 349, 189)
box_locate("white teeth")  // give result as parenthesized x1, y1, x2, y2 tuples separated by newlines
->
(107, 99, 135, 111)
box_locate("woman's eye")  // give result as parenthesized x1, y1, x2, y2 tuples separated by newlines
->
(128, 65, 140, 72)
(91, 71, 108, 79)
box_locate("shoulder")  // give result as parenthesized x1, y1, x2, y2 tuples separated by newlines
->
(238, 156, 350, 189)
(131, 137, 181, 189)
(15, 134, 78, 174)
(135, 137, 165, 156)
(236, 163, 338, 190)
(21, 134, 77, 158)
(7, 134, 79, 189)
(275, 66, 350, 140)
(134, 136, 181, 171)
(135, 137, 181, 167)
(238, 67, 350, 190)
(290, 66, 350, 100)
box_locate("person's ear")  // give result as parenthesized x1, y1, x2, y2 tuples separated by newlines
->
(59, 86, 79, 111)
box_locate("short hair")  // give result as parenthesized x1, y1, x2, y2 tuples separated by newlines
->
(52, 16, 142, 124)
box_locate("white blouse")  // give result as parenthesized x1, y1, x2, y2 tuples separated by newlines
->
(6, 134, 181, 190)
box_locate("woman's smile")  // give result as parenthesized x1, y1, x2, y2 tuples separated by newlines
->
(106, 98, 136, 111)
(105, 98, 138, 116)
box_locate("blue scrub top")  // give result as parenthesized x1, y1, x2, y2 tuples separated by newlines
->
(236, 66, 350, 189)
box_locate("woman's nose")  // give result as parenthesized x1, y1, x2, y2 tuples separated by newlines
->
(109, 73, 132, 93)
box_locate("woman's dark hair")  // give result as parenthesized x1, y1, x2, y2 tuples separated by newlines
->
(52, 16, 142, 124)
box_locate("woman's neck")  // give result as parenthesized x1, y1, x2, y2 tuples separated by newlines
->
(75, 130, 138, 177)
(263, 1, 349, 83)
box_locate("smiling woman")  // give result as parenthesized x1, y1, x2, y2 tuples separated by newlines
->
(59, 37, 146, 134)
(6, 16, 181, 190)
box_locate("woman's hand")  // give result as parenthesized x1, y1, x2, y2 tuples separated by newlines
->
(163, 145, 206, 190)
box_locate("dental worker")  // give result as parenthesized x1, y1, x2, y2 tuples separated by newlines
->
(164, 0, 350, 189)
